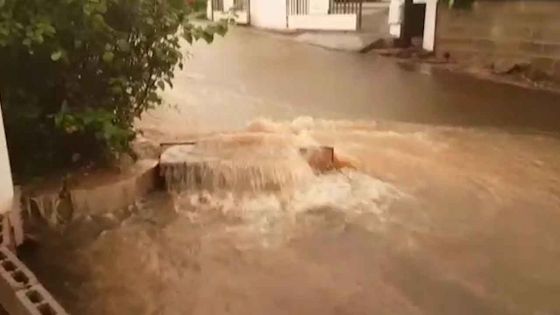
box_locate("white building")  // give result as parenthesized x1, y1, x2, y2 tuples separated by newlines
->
(207, 0, 364, 31)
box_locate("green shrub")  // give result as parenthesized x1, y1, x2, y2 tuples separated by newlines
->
(0, 0, 227, 179)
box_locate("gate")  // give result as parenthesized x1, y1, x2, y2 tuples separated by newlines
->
(330, 0, 363, 15)
(287, 0, 363, 30)
(210, 0, 250, 24)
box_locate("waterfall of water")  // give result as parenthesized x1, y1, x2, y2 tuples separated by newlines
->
(160, 132, 318, 193)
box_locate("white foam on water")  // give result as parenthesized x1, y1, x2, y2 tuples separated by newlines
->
(162, 116, 404, 246)
(289, 170, 399, 218)
(173, 169, 401, 247)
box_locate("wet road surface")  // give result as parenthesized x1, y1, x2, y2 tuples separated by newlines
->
(140, 26, 560, 139)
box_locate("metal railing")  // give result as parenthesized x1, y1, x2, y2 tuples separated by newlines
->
(287, 0, 363, 28)
(288, 0, 363, 16)
(288, 0, 309, 15)
(211, 0, 223, 11)
(329, 0, 363, 14)
(233, 0, 249, 10)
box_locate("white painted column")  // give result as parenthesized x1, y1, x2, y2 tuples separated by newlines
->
(207, 0, 212, 20)
(422, 0, 438, 51)
(388, 0, 404, 37)
(0, 103, 14, 215)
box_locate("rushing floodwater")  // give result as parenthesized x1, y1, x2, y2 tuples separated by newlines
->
(21, 118, 560, 315)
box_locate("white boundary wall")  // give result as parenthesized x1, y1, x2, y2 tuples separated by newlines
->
(0, 104, 14, 214)
(250, 0, 287, 29)
(288, 14, 357, 31)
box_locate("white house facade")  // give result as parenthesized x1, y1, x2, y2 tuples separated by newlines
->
(208, 0, 364, 31)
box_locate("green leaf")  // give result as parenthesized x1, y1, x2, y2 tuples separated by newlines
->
(116, 39, 129, 51)
(38, 23, 56, 35)
(51, 50, 63, 61)
(183, 32, 193, 44)
(215, 24, 228, 36)
(102, 51, 114, 63)
(0, 0, 5, 8)
(201, 30, 214, 43)
(83, 5, 93, 15)
(157, 80, 165, 90)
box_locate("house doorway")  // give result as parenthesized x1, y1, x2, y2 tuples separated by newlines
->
(388, 0, 437, 51)
(400, 0, 425, 47)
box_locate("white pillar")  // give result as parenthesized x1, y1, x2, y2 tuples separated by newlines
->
(388, 0, 404, 37)
(422, 0, 438, 51)
(0, 102, 14, 215)
(207, 0, 212, 20)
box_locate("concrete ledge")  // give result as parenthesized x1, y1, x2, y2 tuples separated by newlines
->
(22, 159, 159, 224)
(288, 14, 358, 31)
(69, 159, 159, 215)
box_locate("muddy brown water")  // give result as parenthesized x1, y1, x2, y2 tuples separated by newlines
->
(20, 119, 560, 315)
(19, 28, 560, 315)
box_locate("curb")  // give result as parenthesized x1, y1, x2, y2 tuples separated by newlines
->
(23, 159, 159, 222)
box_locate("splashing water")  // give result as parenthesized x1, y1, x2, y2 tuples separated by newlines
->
(173, 169, 401, 247)
(160, 116, 401, 245)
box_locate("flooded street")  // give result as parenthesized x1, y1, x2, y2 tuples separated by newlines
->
(21, 27, 560, 315)
(139, 27, 560, 138)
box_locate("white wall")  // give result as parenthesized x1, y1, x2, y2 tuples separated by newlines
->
(0, 104, 14, 215)
(288, 14, 358, 31)
(250, 0, 287, 29)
